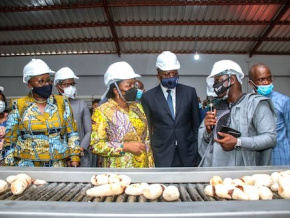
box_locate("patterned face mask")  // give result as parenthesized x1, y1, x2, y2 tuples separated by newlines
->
(161, 76, 179, 89)
(213, 77, 232, 96)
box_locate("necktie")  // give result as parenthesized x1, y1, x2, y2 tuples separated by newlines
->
(166, 89, 174, 119)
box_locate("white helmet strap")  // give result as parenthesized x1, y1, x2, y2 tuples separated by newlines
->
(114, 82, 127, 102)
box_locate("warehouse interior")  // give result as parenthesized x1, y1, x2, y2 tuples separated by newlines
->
(0, 0, 289, 104)
(0, 1, 290, 217)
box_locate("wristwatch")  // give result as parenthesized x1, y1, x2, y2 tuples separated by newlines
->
(234, 138, 242, 150)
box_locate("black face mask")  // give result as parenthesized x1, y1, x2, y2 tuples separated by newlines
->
(32, 84, 53, 99)
(213, 77, 232, 96)
(124, 87, 138, 102)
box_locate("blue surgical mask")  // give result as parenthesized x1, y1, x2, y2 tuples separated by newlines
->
(250, 80, 274, 96)
(136, 89, 144, 101)
(161, 76, 179, 89)
(256, 83, 274, 96)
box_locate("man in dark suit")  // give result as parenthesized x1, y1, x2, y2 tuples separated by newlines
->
(141, 51, 201, 167)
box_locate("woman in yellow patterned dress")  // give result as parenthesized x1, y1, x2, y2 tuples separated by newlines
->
(3, 59, 81, 167)
(90, 62, 154, 168)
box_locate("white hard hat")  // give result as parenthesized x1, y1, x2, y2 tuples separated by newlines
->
(101, 61, 141, 100)
(0, 86, 3, 92)
(23, 59, 55, 83)
(156, 51, 180, 71)
(206, 60, 244, 96)
(54, 67, 79, 85)
(104, 61, 141, 87)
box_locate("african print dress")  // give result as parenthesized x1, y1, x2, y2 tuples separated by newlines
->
(90, 99, 154, 168)
(3, 94, 80, 167)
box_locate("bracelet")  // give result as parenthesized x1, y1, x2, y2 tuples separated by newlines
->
(120, 144, 125, 155)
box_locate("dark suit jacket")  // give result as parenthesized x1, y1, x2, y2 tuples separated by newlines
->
(141, 84, 201, 167)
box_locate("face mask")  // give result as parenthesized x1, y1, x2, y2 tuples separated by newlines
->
(124, 87, 138, 102)
(0, 101, 5, 113)
(213, 77, 232, 96)
(256, 83, 274, 96)
(62, 86, 77, 99)
(32, 84, 52, 99)
(161, 76, 179, 89)
(198, 103, 202, 109)
(136, 89, 144, 101)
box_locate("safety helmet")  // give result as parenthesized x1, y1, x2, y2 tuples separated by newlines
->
(104, 61, 141, 87)
(54, 67, 79, 85)
(206, 60, 244, 96)
(156, 51, 180, 71)
(101, 61, 141, 100)
(0, 86, 3, 92)
(23, 59, 55, 83)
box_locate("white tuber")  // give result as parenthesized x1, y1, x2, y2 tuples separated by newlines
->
(0, 179, 8, 193)
(86, 183, 127, 197)
(143, 184, 164, 200)
(259, 186, 273, 200)
(162, 185, 180, 202)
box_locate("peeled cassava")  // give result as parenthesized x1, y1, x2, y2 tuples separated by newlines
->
(86, 183, 127, 197)
(210, 176, 223, 186)
(125, 183, 148, 196)
(214, 184, 233, 199)
(91, 174, 131, 186)
(10, 174, 33, 195)
(242, 185, 259, 200)
(277, 176, 290, 199)
(143, 184, 164, 200)
(0, 179, 8, 193)
(162, 185, 180, 202)
(259, 186, 273, 200)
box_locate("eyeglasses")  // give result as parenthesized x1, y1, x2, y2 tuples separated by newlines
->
(30, 79, 53, 86)
(60, 82, 77, 87)
(159, 71, 179, 78)
(255, 76, 274, 84)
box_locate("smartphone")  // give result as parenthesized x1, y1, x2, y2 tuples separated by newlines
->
(218, 125, 241, 139)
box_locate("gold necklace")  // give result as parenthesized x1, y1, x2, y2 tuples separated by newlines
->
(33, 97, 47, 104)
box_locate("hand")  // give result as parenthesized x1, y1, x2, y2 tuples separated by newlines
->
(123, 142, 146, 156)
(204, 109, 217, 134)
(70, 161, 80, 167)
(214, 132, 237, 151)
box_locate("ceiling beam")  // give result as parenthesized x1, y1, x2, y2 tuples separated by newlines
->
(109, 0, 288, 7)
(0, 3, 102, 13)
(102, 0, 121, 57)
(1, 36, 289, 46)
(1, 50, 288, 57)
(0, 22, 109, 31)
(249, 1, 290, 57)
(0, 0, 287, 13)
(1, 20, 289, 32)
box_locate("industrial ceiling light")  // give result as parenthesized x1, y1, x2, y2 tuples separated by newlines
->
(194, 51, 200, 60)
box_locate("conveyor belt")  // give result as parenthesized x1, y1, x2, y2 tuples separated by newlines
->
(0, 166, 290, 218)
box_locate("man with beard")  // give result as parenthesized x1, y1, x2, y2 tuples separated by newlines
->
(141, 51, 200, 167)
(198, 60, 276, 167)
